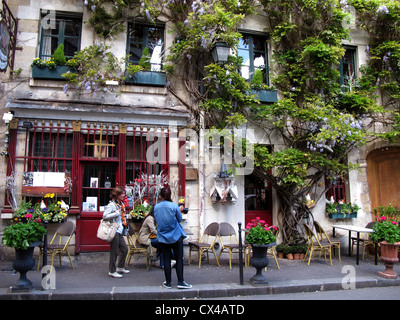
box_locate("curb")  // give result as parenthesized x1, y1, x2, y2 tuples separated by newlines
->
(1, 276, 399, 300)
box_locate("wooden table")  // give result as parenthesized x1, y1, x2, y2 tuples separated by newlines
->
(332, 224, 377, 265)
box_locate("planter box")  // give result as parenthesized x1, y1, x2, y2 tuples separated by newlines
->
(251, 89, 278, 103)
(125, 71, 167, 86)
(32, 65, 71, 80)
(328, 211, 358, 219)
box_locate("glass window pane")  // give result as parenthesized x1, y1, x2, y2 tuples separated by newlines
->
(64, 20, 81, 37)
(64, 38, 79, 57)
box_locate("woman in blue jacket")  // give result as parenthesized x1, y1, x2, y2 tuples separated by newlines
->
(154, 187, 192, 289)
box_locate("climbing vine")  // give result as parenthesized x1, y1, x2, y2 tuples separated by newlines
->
(78, 0, 400, 243)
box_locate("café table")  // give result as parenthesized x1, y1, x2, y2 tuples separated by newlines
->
(332, 224, 377, 265)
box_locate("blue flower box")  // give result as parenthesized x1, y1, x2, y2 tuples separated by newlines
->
(328, 211, 358, 219)
(125, 71, 167, 86)
(32, 65, 70, 80)
(251, 89, 278, 103)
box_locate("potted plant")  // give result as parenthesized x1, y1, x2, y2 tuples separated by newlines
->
(125, 46, 167, 86)
(1, 213, 46, 292)
(37, 193, 69, 223)
(245, 217, 277, 285)
(275, 244, 286, 258)
(249, 69, 278, 103)
(326, 200, 359, 219)
(284, 245, 294, 260)
(129, 200, 151, 222)
(370, 216, 400, 279)
(31, 44, 70, 80)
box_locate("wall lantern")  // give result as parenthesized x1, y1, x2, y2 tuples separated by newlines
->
(211, 42, 230, 64)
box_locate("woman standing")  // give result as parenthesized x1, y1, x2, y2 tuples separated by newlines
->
(154, 187, 192, 289)
(103, 186, 130, 278)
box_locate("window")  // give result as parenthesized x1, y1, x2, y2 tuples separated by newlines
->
(238, 33, 269, 85)
(28, 126, 73, 173)
(326, 175, 347, 202)
(125, 128, 169, 204)
(339, 46, 356, 91)
(39, 12, 82, 61)
(127, 23, 164, 71)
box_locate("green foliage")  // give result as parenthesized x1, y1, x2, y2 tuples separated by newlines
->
(2, 220, 46, 250)
(370, 217, 400, 244)
(373, 203, 400, 222)
(53, 44, 66, 65)
(62, 43, 123, 93)
(245, 217, 277, 245)
(139, 47, 151, 71)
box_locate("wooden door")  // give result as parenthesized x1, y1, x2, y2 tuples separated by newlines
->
(367, 148, 400, 212)
(244, 174, 273, 226)
(76, 163, 118, 252)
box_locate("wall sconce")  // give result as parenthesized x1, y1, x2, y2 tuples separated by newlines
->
(2, 111, 14, 124)
(211, 42, 230, 64)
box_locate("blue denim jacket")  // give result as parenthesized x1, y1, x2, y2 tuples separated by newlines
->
(154, 200, 186, 244)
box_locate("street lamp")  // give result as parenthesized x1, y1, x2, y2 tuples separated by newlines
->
(211, 41, 230, 64)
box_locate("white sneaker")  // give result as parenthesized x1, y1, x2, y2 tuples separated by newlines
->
(108, 272, 123, 278)
(116, 268, 130, 274)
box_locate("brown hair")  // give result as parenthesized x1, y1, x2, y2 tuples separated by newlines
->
(160, 186, 172, 202)
(110, 186, 125, 201)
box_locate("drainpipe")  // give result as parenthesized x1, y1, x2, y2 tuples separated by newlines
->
(198, 110, 205, 239)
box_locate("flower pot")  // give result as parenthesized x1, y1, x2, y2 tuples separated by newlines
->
(11, 246, 36, 292)
(250, 89, 278, 103)
(249, 243, 275, 286)
(125, 71, 167, 86)
(277, 252, 284, 259)
(328, 211, 357, 219)
(32, 65, 70, 80)
(377, 241, 400, 279)
(286, 253, 293, 260)
(293, 253, 301, 260)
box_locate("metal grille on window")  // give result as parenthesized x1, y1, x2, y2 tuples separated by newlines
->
(125, 126, 169, 205)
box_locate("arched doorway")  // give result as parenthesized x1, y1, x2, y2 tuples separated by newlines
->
(367, 147, 400, 211)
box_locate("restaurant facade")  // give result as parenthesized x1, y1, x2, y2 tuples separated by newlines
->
(1, 0, 399, 258)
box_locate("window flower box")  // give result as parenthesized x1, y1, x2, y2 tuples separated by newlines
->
(251, 89, 278, 103)
(328, 211, 358, 219)
(326, 201, 360, 219)
(32, 65, 70, 80)
(125, 71, 167, 86)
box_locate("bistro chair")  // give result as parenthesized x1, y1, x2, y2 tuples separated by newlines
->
(125, 226, 150, 270)
(217, 222, 243, 269)
(303, 224, 333, 266)
(188, 222, 220, 268)
(351, 222, 377, 260)
(313, 221, 341, 261)
(37, 220, 75, 270)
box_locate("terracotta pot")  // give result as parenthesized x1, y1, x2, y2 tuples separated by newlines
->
(377, 241, 400, 279)
(286, 253, 293, 260)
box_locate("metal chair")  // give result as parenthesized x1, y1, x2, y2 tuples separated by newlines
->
(314, 221, 341, 261)
(351, 222, 377, 260)
(37, 220, 75, 270)
(303, 224, 333, 266)
(188, 222, 220, 268)
(125, 226, 150, 270)
(217, 222, 243, 269)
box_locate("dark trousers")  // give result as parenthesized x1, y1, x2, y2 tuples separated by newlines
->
(159, 237, 184, 284)
(109, 233, 128, 273)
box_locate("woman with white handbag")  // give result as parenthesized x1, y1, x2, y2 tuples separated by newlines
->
(103, 186, 130, 278)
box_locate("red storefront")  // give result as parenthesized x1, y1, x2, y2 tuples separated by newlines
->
(3, 100, 189, 253)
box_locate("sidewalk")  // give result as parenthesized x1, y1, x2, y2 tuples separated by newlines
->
(0, 252, 399, 300)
